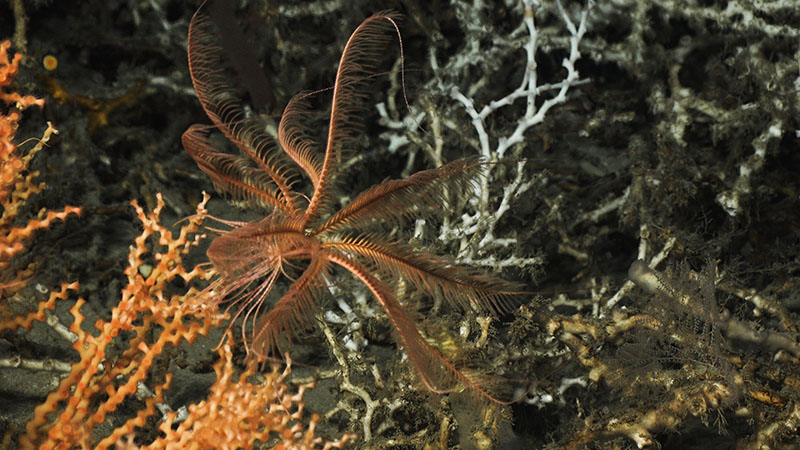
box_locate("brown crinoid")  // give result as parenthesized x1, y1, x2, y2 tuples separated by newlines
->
(183, 6, 523, 402)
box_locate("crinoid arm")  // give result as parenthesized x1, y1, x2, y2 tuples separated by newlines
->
(303, 11, 404, 226)
(324, 250, 519, 403)
(278, 92, 324, 188)
(323, 235, 522, 316)
(182, 125, 291, 212)
(248, 250, 331, 358)
(205, 215, 310, 350)
(315, 157, 486, 234)
(186, 4, 300, 214)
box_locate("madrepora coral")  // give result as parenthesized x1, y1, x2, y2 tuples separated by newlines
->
(0, 41, 352, 449)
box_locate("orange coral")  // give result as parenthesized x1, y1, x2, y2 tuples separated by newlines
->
(1, 39, 45, 196)
(16, 194, 349, 449)
(2, 39, 350, 449)
(0, 40, 79, 297)
(0, 41, 43, 111)
(18, 194, 221, 449)
(135, 338, 354, 450)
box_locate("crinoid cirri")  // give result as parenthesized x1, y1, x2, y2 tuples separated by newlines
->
(182, 5, 525, 402)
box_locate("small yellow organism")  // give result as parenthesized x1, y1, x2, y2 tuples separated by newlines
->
(42, 54, 57, 71)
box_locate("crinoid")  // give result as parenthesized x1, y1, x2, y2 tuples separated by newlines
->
(182, 6, 524, 402)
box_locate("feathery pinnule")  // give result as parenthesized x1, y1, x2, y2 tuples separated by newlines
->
(301, 12, 404, 227)
(183, 7, 300, 214)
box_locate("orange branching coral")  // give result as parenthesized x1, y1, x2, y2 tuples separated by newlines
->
(128, 337, 354, 450)
(0, 40, 80, 296)
(15, 193, 353, 449)
(0, 280, 77, 335)
(18, 193, 223, 449)
(0, 41, 43, 112)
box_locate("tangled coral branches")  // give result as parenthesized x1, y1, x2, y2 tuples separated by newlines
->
(0, 40, 43, 110)
(16, 194, 349, 449)
(122, 338, 354, 450)
(1, 39, 45, 199)
(0, 40, 79, 295)
(17, 193, 221, 449)
(12, 195, 222, 449)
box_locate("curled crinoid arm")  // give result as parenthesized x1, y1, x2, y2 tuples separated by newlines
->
(302, 11, 404, 226)
(278, 92, 324, 188)
(186, 4, 300, 214)
(182, 124, 291, 212)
